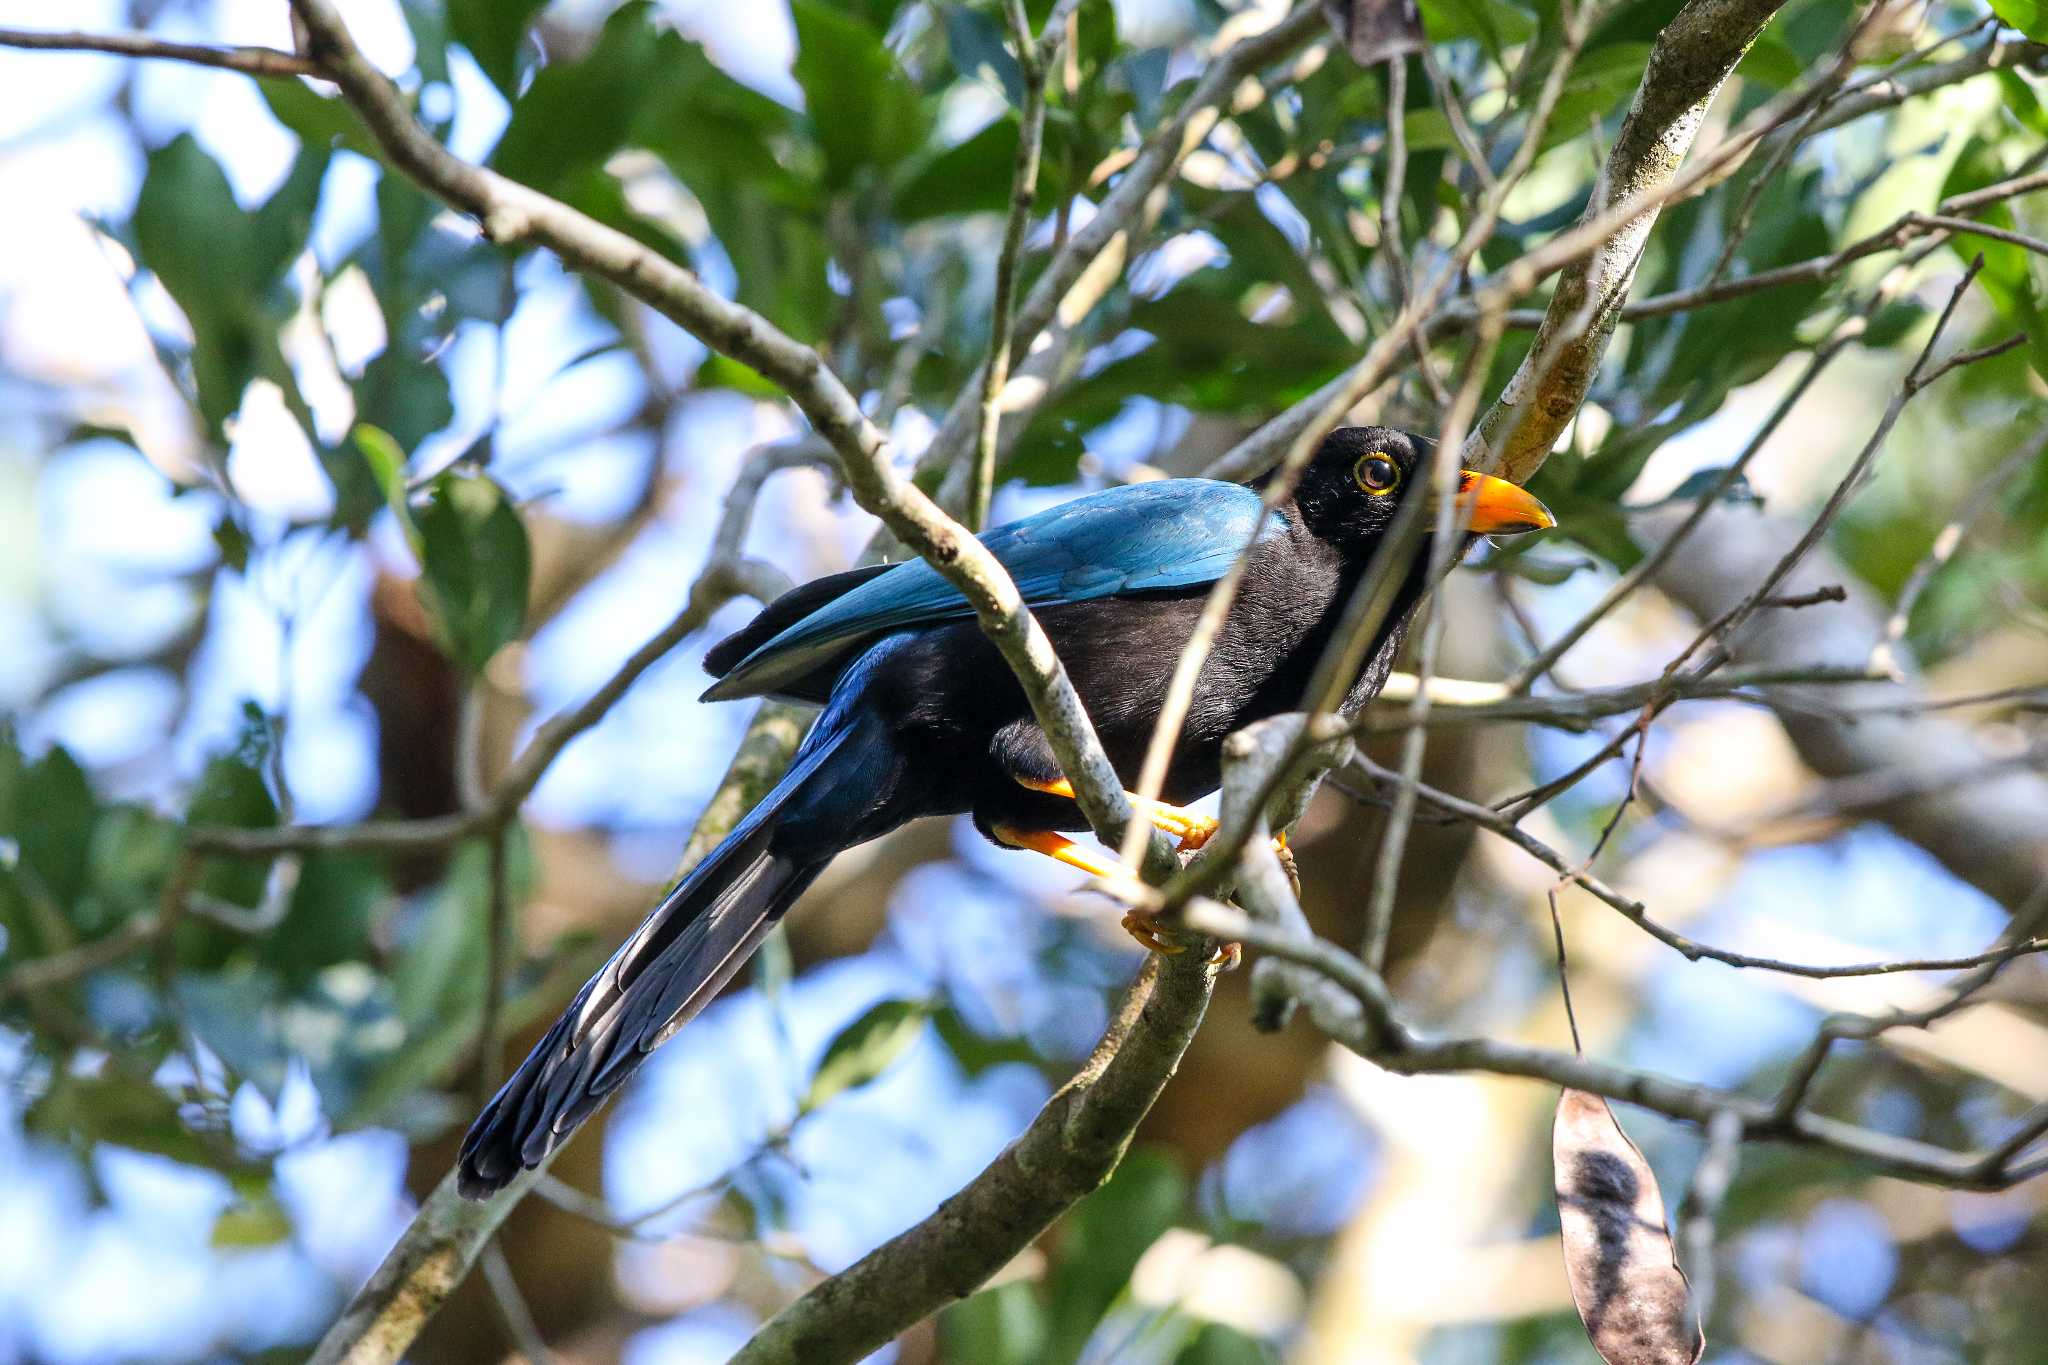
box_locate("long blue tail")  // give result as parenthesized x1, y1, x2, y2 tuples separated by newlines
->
(456, 726, 853, 1198)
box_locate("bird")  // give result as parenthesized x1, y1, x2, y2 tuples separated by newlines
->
(455, 425, 1553, 1197)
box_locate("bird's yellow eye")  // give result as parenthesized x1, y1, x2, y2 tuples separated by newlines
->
(1354, 454, 1401, 496)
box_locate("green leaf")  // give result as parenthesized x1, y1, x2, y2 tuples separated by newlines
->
(802, 998, 930, 1113)
(262, 851, 387, 980)
(414, 472, 532, 676)
(491, 3, 665, 194)
(1175, 1323, 1274, 1365)
(353, 424, 419, 548)
(1539, 43, 1652, 153)
(1045, 1150, 1187, 1359)
(1989, 0, 2048, 42)
(1417, 0, 1534, 60)
(391, 841, 495, 1030)
(10, 746, 97, 910)
(697, 354, 788, 398)
(941, 1282, 1051, 1365)
(896, 116, 1022, 220)
(132, 136, 270, 434)
(212, 513, 251, 575)
(259, 77, 380, 159)
(212, 1190, 293, 1248)
(1735, 29, 1803, 89)
(945, 5, 1027, 106)
(449, 0, 549, 94)
(792, 0, 929, 188)
(248, 142, 332, 285)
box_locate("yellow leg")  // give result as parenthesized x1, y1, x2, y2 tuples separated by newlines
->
(990, 824, 1125, 879)
(1015, 775, 1220, 851)
(993, 824, 1236, 969)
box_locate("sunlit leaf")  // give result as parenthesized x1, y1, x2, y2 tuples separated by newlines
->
(1988, 0, 2048, 42)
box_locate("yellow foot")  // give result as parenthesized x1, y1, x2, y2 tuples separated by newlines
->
(1016, 774, 1221, 853)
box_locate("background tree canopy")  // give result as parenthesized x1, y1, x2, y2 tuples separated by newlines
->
(2, 0, 2047, 1361)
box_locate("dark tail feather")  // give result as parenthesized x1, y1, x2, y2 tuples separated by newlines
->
(457, 770, 832, 1198)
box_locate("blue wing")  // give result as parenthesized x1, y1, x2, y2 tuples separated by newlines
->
(702, 478, 1283, 702)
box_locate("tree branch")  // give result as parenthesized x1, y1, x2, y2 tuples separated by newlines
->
(283, 0, 1157, 870)
(0, 25, 321, 77)
(730, 953, 1216, 1365)
(1467, 0, 1792, 481)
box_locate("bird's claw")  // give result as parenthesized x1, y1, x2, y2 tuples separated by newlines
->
(1272, 832, 1301, 899)
(1166, 813, 1219, 853)
(1119, 912, 1240, 971)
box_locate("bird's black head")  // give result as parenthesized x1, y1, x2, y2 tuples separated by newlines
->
(1287, 424, 1554, 554)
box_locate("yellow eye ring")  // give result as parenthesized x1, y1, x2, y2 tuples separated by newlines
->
(1354, 454, 1401, 496)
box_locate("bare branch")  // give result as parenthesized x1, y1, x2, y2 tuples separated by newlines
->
(1181, 901, 2048, 1190)
(966, 0, 1074, 529)
(0, 25, 321, 77)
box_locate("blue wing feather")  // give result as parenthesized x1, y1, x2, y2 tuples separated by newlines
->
(703, 479, 1281, 702)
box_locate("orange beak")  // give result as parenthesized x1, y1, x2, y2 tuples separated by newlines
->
(1443, 470, 1555, 535)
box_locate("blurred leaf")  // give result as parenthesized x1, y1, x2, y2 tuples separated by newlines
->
(1176, 1323, 1275, 1365)
(697, 354, 788, 399)
(897, 116, 1023, 220)
(248, 144, 331, 285)
(1648, 465, 1763, 510)
(262, 851, 387, 981)
(28, 1074, 240, 1170)
(932, 1004, 1046, 1073)
(1942, 137, 2048, 381)
(1417, 0, 1533, 60)
(391, 840, 498, 1032)
(1046, 1149, 1187, 1361)
(1541, 43, 1653, 153)
(186, 738, 279, 916)
(1554, 1089, 1702, 1364)
(449, 0, 548, 94)
(802, 998, 930, 1113)
(792, 0, 929, 188)
(941, 1281, 1052, 1365)
(1734, 29, 1802, 88)
(259, 78, 380, 159)
(492, 2, 663, 193)
(1988, 0, 2048, 41)
(414, 472, 532, 675)
(10, 746, 97, 911)
(132, 136, 275, 434)
(946, 6, 1026, 106)
(212, 514, 251, 575)
(211, 1190, 293, 1248)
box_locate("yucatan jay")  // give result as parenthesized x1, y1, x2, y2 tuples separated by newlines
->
(457, 425, 1552, 1196)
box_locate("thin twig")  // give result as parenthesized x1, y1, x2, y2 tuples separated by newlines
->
(967, 0, 1068, 530)
(0, 25, 322, 77)
(478, 1241, 556, 1365)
